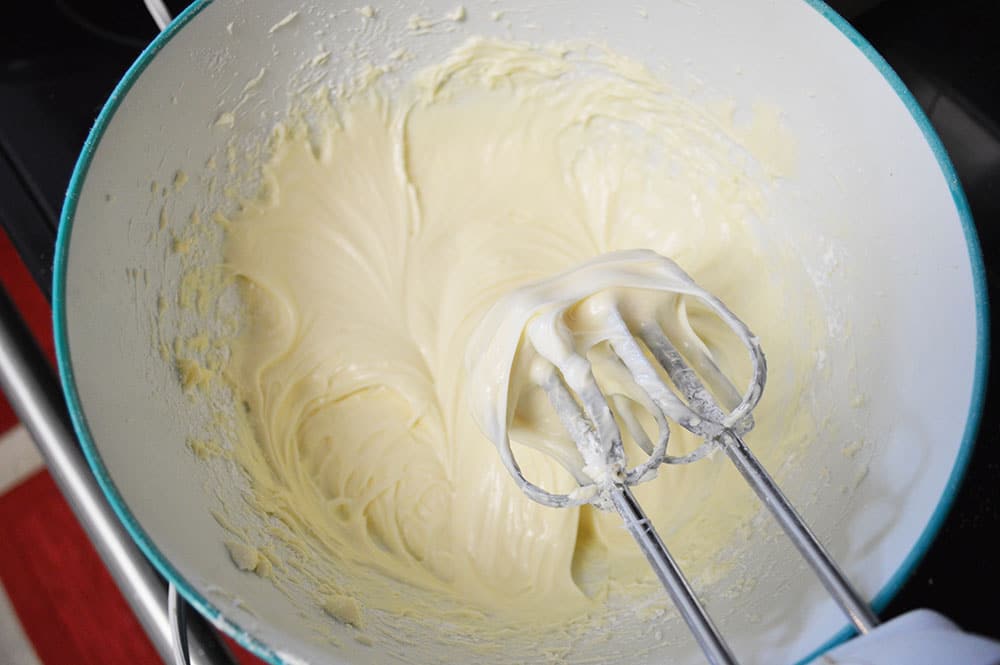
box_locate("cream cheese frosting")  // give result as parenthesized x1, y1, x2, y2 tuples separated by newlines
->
(214, 36, 822, 639)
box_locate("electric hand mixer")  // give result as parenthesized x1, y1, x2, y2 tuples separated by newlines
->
(467, 249, 877, 665)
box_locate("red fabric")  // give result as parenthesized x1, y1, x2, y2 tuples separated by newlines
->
(0, 229, 55, 433)
(0, 471, 162, 664)
(0, 229, 261, 664)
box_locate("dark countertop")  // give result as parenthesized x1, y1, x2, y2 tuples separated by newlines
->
(1, 0, 997, 650)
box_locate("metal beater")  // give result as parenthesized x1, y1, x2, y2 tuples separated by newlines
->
(475, 251, 878, 665)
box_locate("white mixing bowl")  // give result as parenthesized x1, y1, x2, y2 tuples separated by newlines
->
(54, 1, 987, 663)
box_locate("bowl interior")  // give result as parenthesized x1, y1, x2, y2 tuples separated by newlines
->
(57, 1, 984, 663)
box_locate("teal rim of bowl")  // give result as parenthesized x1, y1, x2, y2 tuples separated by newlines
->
(52, 1, 989, 664)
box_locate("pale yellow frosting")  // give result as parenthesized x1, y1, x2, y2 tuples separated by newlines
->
(217, 37, 821, 640)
